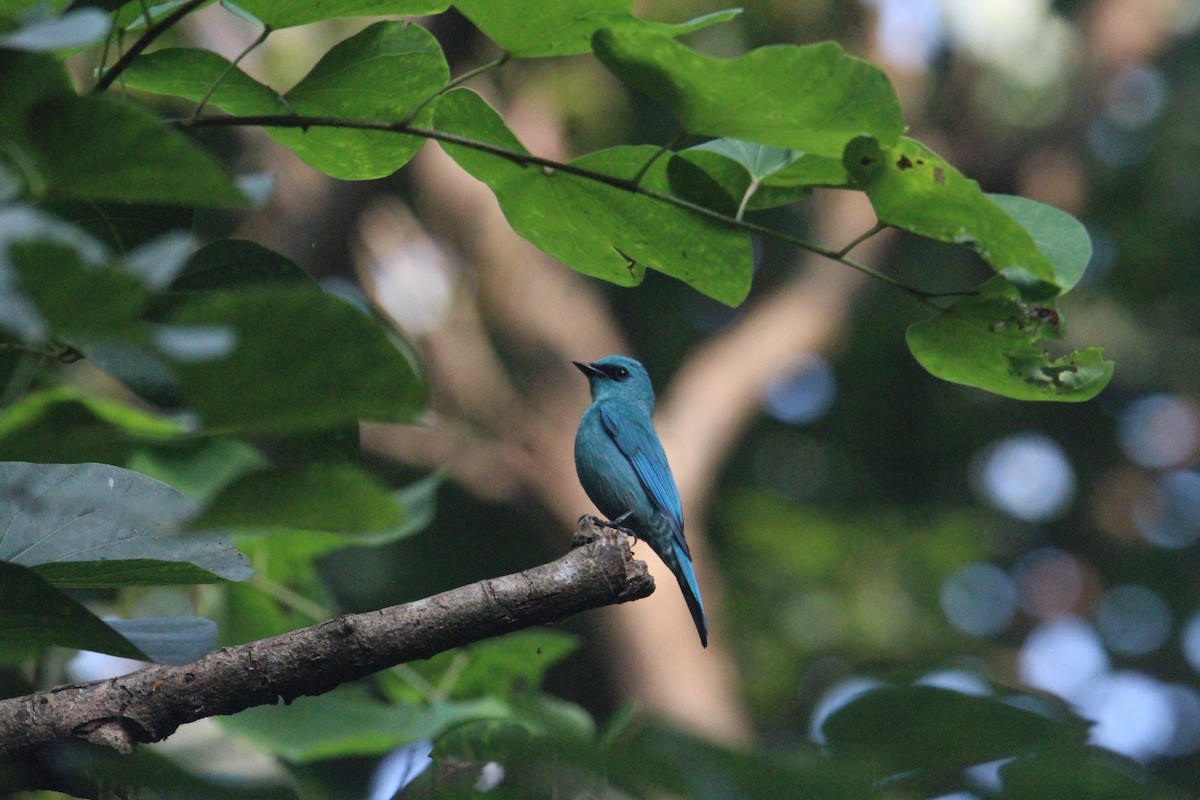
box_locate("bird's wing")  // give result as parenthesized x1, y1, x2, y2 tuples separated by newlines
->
(598, 403, 688, 555)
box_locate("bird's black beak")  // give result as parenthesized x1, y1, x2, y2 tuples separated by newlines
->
(573, 361, 605, 378)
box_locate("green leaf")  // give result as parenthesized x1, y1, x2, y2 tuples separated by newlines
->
(166, 288, 425, 434)
(0, 387, 188, 464)
(455, 0, 739, 58)
(989, 193, 1092, 292)
(218, 685, 509, 761)
(593, 29, 903, 158)
(169, 238, 314, 294)
(615, 723, 869, 800)
(27, 95, 248, 207)
(0, 461, 252, 587)
(127, 439, 268, 501)
(435, 89, 752, 305)
(0, 49, 74, 152)
(233, 0, 449, 28)
(105, 616, 216, 665)
(344, 470, 442, 546)
(193, 462, 403, 533)
(0, 560, 147, 660)
(10, 240, 148, 343)
(844, 136, 1059, 295)
(673, 138, 847, 213)
(121, 22, 449, 179)
(906, 281, 1114, 401)
(1000, 752, 1186, 800)
(820, 686, 1083, 778)
(445, 630, 579, 699)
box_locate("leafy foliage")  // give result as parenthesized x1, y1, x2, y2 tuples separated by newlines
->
(0, 0, 1133, 797)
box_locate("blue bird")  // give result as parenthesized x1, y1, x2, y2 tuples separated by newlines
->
(573, 355, 708, 647)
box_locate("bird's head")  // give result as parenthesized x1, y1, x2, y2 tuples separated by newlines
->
(573, 355, 655, 409)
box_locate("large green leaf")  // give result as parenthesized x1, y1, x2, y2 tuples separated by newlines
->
(218, 685, 509, 762)
(169, 238, 314, 294)
(0, 461, 252, 587)
(906, 279, 1113, 401)
(844, 136, 1059, 295)
(27, 95, 248, 207)
(0, 387, 188, 464)
(127, 439, 268, 502)
(232, 0, 449, 28)
(10, 240, 147, 343)
(166, 288, 424, 434)
(0, 49, 73, 153)
(121, 22, 449, 179)
(820, 686, 1084, 778)
(0, 561, 144, 660)
(989, 193, 1092, 292)
(0, 204, 112, 340)
(193, 462, 403, 533)
(435, 89, 752, 305)
(1000, 752, 1186, 800)
(455, 0, 739, 58)
(0, 561, 217, 665)
(593, 29, 903, 158)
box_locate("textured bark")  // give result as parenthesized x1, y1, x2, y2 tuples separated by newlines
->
(0, 521, 651, 759)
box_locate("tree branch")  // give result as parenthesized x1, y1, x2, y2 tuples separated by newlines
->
(181, 114, 951, 305)
(0, 521, 651, 759)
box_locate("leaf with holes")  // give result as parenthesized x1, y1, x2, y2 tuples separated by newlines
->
(845, 137, 1059, 296)
(906, 279, 1113, 401)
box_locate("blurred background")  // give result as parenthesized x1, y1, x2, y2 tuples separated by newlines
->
(104, 0, 1200, 793)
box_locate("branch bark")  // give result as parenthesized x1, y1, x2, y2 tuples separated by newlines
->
(0, 521, 651, 759)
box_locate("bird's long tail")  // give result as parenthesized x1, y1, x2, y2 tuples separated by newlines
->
(666, 542, 708, 648)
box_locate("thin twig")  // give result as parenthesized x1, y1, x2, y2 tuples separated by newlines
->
(191, 24, 272, 121)
(835, 220, 888, 258)
(630, 131, 686, 187)
(93, 0, 209, 95)
(398, 52, 511, 127)
(181, 113, 954, 304)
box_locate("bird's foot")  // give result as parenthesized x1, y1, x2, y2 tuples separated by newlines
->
(573, 515, 603, 547)
(593, 512, 639, 545)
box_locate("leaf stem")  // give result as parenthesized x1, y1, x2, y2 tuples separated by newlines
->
(630, 131, 686, 187)
(181, 113, 950, 304)
(191, 24, 272, 122)
(398, 52, 511, 127)
(93, 0, 209, 95)
(835, 220, 888, 258)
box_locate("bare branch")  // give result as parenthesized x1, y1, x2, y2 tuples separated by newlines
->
(0, 521, 651, 759)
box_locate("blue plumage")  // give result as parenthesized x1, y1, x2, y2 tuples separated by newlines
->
(573, 355, 708, 647)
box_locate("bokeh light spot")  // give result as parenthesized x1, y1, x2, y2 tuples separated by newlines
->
(763, 356, 837, 425)
(940, 562, 1018, 637)
(1013, 547, 1084, 619)
(1136, 470, 1200, 548)
(972, 434, 1076, 522)
(1019, 618, 1109, 700)
(1094, 584, 1172, 656)
(1075, 672, 1174, 762)
(1118, 394, 1200, 469)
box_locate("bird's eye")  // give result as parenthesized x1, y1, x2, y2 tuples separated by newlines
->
(614, 367, 629, 380)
